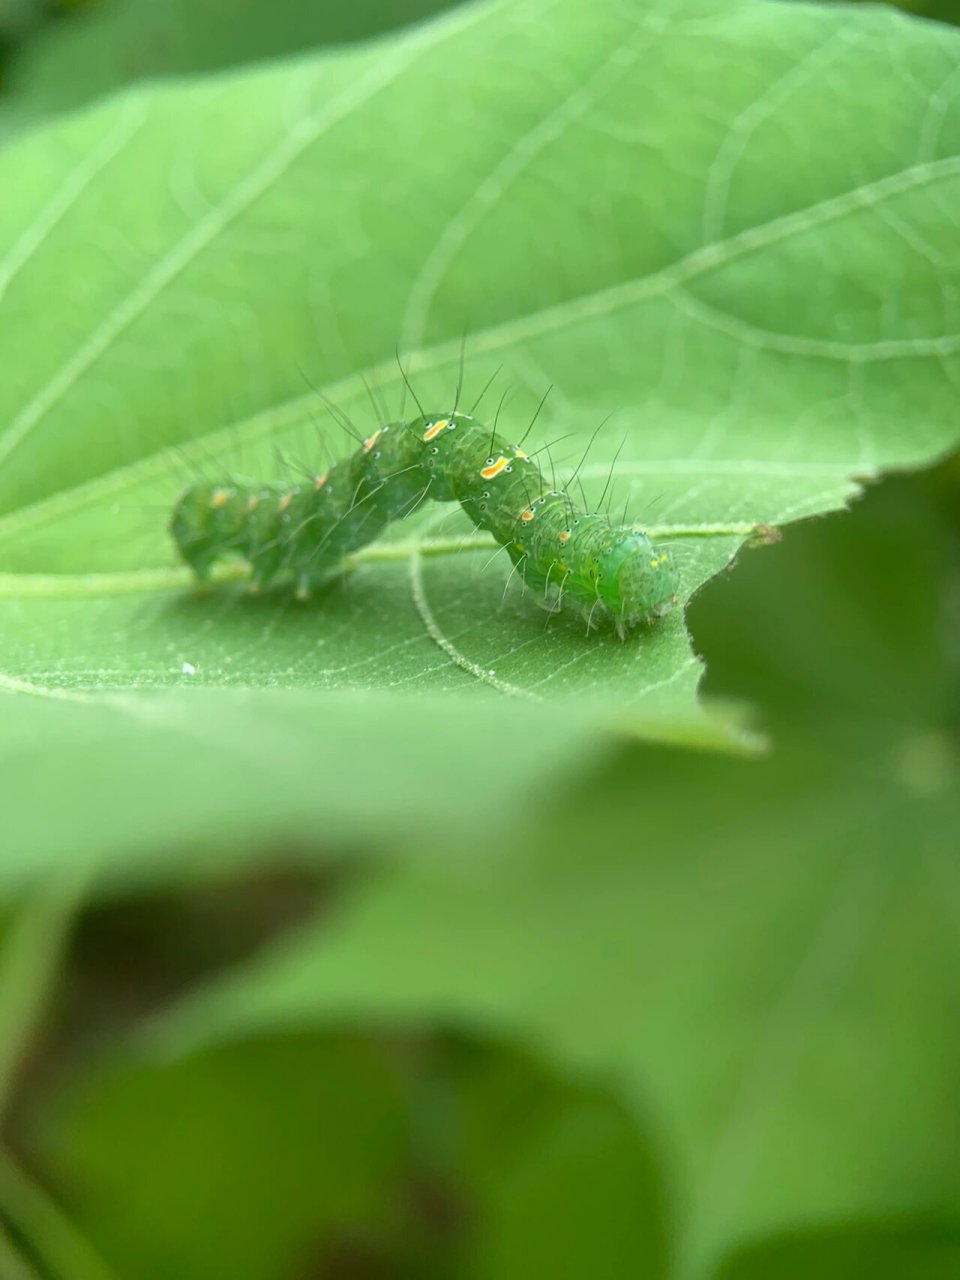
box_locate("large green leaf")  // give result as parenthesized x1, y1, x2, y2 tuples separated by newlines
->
(1, 0, 959, 877)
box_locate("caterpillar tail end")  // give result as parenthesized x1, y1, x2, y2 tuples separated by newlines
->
(170, 481, 255, 591)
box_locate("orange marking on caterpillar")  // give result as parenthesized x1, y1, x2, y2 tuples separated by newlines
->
(278, 493, 292, 513)
(558, 530, 571, 543)
(422, 419, 449, 441)
(362, 430, 381, 454)
(211, 489, 229, 509)
(520, 509, 534, 523)
(314, 471, 328, 490)
(480, 456, 509, 480)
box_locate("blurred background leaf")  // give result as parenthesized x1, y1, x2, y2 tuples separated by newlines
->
(0, 0, 463, 143)
(25, 1032, 668, 1280)
(29, 1035, 410, 1280)
(716, 1223, 960, 1280)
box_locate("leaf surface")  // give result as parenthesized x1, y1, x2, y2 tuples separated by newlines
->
(0, 0, 959, 874)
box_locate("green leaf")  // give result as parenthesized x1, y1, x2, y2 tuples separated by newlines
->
(0, 0, 959, 878)
(0, 686, 606, 892)
(0, 0, 462, 142)
(446, 1040, 668, 1280)
(29, 1032, 669, 1279)
(28, 1035, 410, 1280)
(153, 472, 960, 1276)
(716, 1224, 960, 1280)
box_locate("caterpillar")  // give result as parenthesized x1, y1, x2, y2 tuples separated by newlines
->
(169, 411, 678, 638)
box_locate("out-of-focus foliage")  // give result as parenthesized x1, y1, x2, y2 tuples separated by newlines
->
(855, 0, 960, 24)
(31, 1032, 669, 1279)
(0, 0, 461, 140)
(33, 1035, 412, 1280)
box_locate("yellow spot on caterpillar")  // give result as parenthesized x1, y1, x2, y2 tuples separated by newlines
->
(211, 489, 229, 509)
(520, 509, 534, 523)
(314, 472, 328, 490)
(362, 430, 381, 454)
(558, 530, 570, 543)
(514, 448, 529, 459)
(278, 493, 292, 513)
(659, 552, 669, 563)
(422, 419, 449, 441)
(480, 456, 509, 480)
(649, 559, 659, 569)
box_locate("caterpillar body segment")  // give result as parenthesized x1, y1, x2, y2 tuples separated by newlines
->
(170, 411, 678, 636)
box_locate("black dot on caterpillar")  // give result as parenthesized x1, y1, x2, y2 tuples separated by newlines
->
(169, 407, 678, 640)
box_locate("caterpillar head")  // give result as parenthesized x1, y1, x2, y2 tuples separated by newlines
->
(599, 532, 678, 636)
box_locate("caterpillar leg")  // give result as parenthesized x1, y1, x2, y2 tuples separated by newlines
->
(536, 572, 569, 619)
(295, 564, 351, 602)
(181, 557, 215, 591)
(534, 594, 564, 616)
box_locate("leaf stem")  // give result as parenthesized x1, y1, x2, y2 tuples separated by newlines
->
(644, 521, 758, 539)
(0, 1148, 119, 1280)
(0, 1224, 42, 1280)
(0, 866, 91, 1124)
(0, 868, 113, 1280)
(0, 523, 756, 601)
(0, 534, 498, 599)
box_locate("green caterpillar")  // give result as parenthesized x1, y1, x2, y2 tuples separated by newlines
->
(170, 411, 678, 637)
